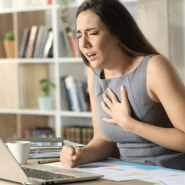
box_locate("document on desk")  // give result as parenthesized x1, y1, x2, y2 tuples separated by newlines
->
(42, 159, 185, 181)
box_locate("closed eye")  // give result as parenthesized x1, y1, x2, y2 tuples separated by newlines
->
(77, 32, 99, 39)
(90, 32, 99, 35)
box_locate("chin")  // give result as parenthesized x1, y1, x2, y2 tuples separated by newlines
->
(90, 61, 104, 69)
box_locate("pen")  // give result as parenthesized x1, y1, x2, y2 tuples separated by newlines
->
(38, 159, 60, 164)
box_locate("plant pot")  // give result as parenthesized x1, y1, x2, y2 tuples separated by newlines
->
(4, 41, 16, 58)
(38, 96, 52, 110)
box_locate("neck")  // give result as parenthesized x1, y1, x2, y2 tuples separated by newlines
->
(102, 54, 144, 79)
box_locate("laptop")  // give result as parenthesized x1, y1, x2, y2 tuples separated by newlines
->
(0, 137, 103, 184)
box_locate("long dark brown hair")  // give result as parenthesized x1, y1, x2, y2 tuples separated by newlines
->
(76, 0, 160, 68)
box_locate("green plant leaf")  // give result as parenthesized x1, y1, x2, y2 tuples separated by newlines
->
(4, 30, 14, 41)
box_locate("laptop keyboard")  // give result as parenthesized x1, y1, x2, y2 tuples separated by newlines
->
(22, 167, 75, 180)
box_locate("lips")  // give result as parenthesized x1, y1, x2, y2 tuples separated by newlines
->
(85, 52, 97, 61)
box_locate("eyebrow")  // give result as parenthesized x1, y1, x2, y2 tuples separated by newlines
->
(76, 28, 97, 34)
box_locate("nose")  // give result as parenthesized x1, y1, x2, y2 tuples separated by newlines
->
(81, 36, 92, 49)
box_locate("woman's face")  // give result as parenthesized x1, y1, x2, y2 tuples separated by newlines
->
(76, 10, 120, 69)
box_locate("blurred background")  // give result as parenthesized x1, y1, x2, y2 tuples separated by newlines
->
(0, 0, 184, 143)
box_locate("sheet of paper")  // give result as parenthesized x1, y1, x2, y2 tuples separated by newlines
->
(42, 159, 185, 182)
(159, 176, 185, 185)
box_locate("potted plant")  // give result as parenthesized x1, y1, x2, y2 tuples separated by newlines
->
(38, 79, 56, 110)
(4, 30, 16, 58)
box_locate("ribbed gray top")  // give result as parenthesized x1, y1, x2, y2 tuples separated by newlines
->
(93, 55, 185, 170)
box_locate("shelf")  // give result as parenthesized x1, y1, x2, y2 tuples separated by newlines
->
(60, 111, 92, 117)
(0, 5, 59, 14)
(0, 109, 92, 117)
(0, 109, 56, 115)
(0, 58, 55, 63)
(0, 58, 83, 64)
(58, 58, 83, 63)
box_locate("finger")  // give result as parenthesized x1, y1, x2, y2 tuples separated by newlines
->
(101, 101, 112, 115)
(64, 145, 76, 156)
(121, 86, 128, 102)
(60, 151, 74, 163)
(102, 118, 116, 124)
(60, 155, 75, 166)
(72, 147, 81, 160)
(103, 93, 112, 108)
(107, 88, 118, 102)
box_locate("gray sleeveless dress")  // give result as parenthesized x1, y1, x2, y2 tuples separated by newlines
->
(93, 55, 185, 170)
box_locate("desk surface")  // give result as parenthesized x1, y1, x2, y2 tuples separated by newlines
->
(0, 158, 155, 185)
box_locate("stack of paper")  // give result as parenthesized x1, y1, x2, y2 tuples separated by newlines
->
(43, 158, 185, 183)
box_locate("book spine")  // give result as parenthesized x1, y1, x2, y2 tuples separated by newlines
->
(19, 28, 30, 58)
(63, 29, 73, 57)
(25, 26, 38, 58)
(64, 76, 80, 112)
(75, 81, 83, 112)
(60, 31, 67, 57)
(60, 76, 71, 111)
(37, 27, 47, 58)
(42, 29, 53, 58)
(78, 82, 87, 111)
(68, 31, 79, 58)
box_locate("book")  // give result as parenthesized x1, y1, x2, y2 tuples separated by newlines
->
(6, 137, 63, 147)
(62, 29, 73, 57)
(42, 29, 53, 58)
(19, 28, 30, 58)
(72, 26, 80, 56)
(36, 26, 50, 58)
(25, 25, 39, 58)
(64, 75, 81, 112)
(60, 76, 71, 111)
(75, 80, 83, 111)
(68, 30, 79, 57)
(33, 25, 45, 58)
(60, 31, 67, 57)
(61, 126, 93, 144)
(24, 128, 30, 138)
(77, 82, 88, 111)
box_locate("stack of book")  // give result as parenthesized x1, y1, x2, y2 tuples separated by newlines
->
(61, 126, 93, 145)
(19, 25, 53, 58)
(60, 75, 91, 112)
(60, 27, 80, 57)
(6, 138, 63, 159)
(23, 126, 54, 138)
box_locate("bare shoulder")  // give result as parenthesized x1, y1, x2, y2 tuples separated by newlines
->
(147, 54, 185, 103)
(148, 55, 175, 74)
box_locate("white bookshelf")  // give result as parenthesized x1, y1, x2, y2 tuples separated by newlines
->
(0, 0, 94, 139)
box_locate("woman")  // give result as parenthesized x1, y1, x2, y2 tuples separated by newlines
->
(60, 0, 185, 170)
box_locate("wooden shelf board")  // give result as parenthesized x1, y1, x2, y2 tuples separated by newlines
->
(0, 109, 92, 117)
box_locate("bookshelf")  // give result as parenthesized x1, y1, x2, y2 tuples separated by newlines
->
(0, 0, 184, 141)
(0, 0, 97, 141)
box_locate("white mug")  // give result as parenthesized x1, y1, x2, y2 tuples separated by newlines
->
(7, 141, 39, 165)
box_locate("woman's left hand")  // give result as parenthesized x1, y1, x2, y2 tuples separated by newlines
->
(101, 86, 132, 131)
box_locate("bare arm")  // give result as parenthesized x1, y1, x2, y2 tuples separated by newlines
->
(130, 55, 185, 152)
(101, 55, 185, 153)
(79, 68, 116, 165)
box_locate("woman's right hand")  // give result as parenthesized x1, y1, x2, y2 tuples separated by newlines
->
(59, 145, 83, 168)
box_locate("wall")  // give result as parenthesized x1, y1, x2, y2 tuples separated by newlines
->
(169, 0, 185, 84)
